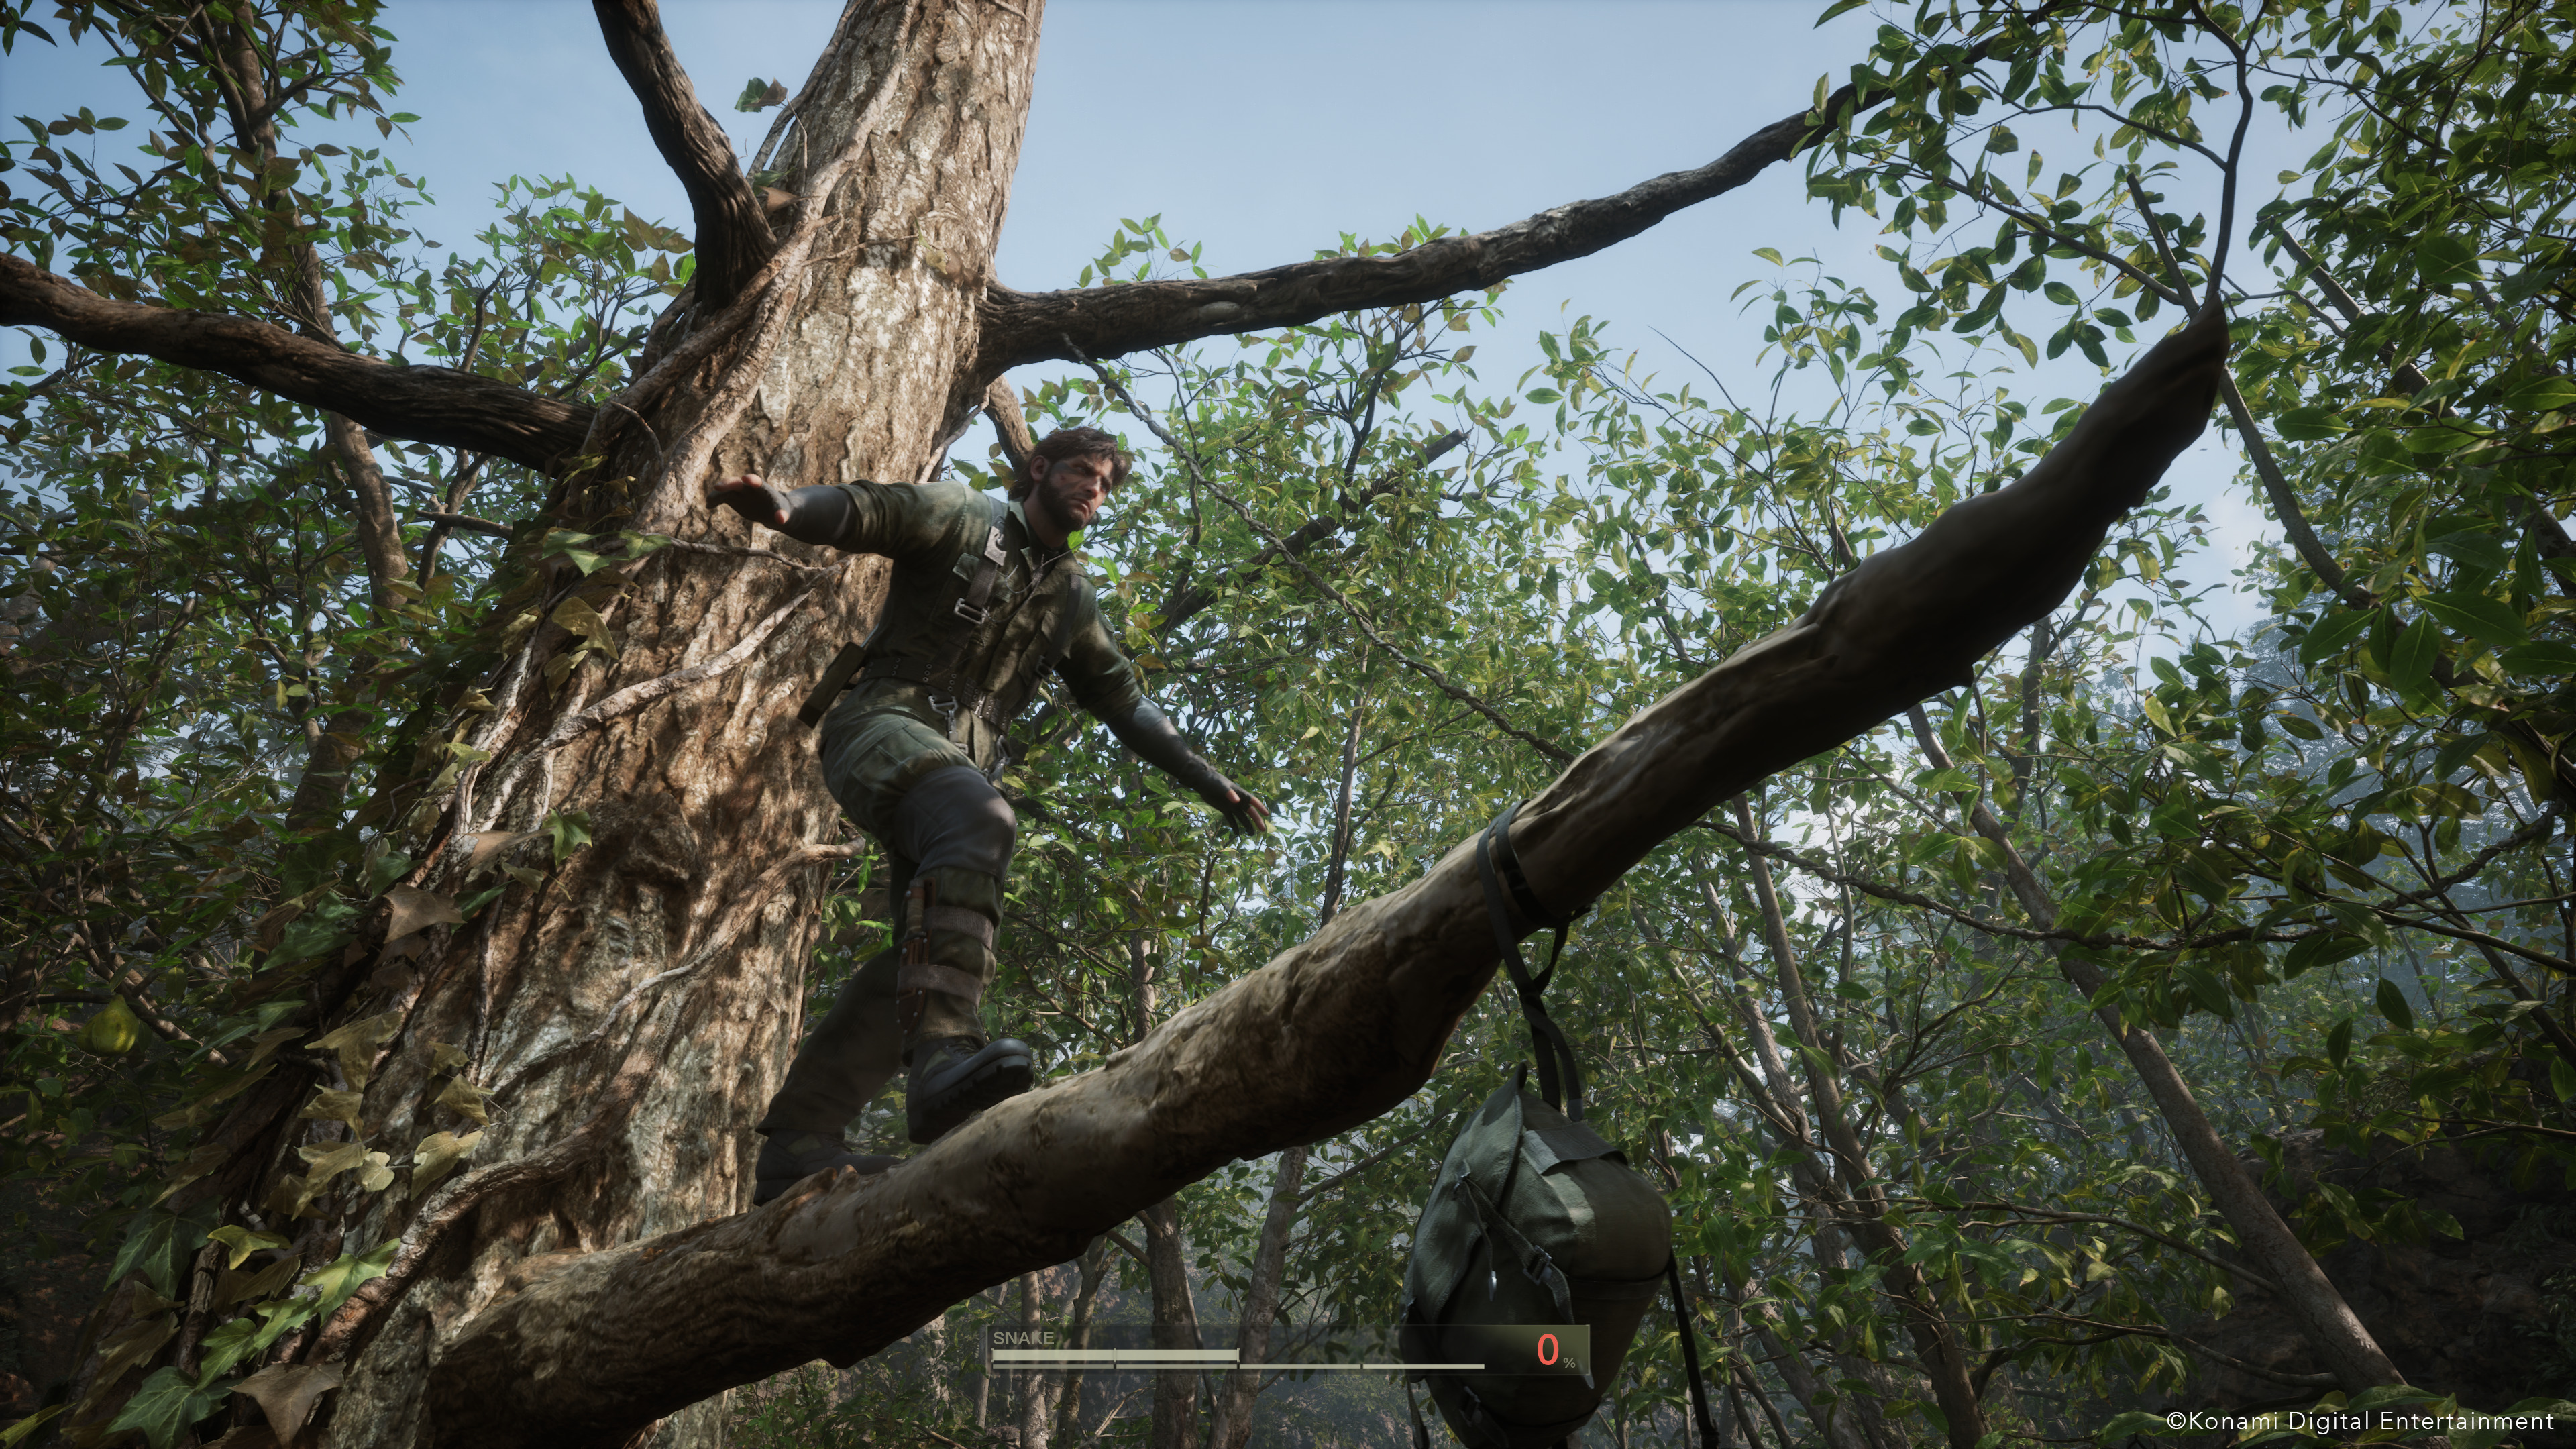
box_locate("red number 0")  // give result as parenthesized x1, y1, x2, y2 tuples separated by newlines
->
(1538, 1333, 1560, 1366)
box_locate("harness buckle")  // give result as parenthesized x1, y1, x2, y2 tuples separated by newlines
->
(952, 599, 989, 624)
(926, 692, 961, 724)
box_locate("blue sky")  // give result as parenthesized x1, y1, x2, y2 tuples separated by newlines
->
(3, 0, 2284, 635)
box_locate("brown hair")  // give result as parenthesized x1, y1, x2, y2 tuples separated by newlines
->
(1012, 425, 1132, 497)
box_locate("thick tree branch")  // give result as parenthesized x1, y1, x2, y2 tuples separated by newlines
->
(425, 306, 2229, 1449)
(978, 69, 1937, 370)
(593, 0, 773, 309)
(0, 256, 592, 471)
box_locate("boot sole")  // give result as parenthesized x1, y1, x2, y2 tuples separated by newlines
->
(908, 1045, 1034, 1144)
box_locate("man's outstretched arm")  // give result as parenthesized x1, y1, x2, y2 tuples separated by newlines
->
(1101, 702, 1269, 835)
(708, 474, 858, 547)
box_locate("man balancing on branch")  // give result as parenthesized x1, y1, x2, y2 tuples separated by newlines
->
(709, 426, 1269, 1205)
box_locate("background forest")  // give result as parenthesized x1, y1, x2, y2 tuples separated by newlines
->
(5, 1, 2576, 1447)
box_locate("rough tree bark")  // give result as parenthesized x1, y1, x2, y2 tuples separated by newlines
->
(3, 3, 2242, 1446)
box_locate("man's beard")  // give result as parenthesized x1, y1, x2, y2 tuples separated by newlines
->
(1037, 483, 1087, 539)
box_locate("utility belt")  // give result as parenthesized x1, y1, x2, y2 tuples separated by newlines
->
(793, 645, 1012, 737)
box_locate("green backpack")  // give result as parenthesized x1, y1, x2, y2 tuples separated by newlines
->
(1400, 807, 1719, 1449)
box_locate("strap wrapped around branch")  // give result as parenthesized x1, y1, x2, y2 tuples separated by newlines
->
(1477, 801, 1589, 1120)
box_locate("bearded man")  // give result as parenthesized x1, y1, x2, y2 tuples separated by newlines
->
(709, 426, 1267, 1204)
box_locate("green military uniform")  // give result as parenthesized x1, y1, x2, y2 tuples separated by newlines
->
(730, 466, 1257, 1201)
(816, 479, 1144, 822)
(754, 478, 1195, 1192)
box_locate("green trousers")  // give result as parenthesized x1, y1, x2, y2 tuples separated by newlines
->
(757, 690, 1016, 1138)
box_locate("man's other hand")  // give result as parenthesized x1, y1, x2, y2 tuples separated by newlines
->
(1203, 777, 1269, 835)
(710, 474, 791, 529)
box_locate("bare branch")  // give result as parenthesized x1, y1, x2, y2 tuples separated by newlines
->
(0, 255, 592, 471)
(975, 58, 1984, 371)
(593, 0, 774, 308)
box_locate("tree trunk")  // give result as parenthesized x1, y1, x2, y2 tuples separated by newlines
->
(219, 5, 1045, 1446)
(1142, 1195, 1203, 1449)
(1204, 1144, 1305, 1449)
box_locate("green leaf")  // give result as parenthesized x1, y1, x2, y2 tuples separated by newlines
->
(299, 1240, 397, 1322)
(2375, 978, 2416, 1031)
(2416, 233, 2480, 287)
(106, 1365, 236, 1449)
(2551, 1053, 2576, 1103)
(2388, 614, 2440, 697)
(2284, 934, 2367, 977)
(2326, 1017, 2353, 1067)
(2275, 405, 2347, 442)
(111, 1203, 216, 1299)
(1815, 0, 1868, 21)
(192, 1316, 262, 1383)
(2504, 378, 2576, 413)
(545, 808, 594, 863)
(1, 1407, 64, 1446)
(205, 1226, 287, 1271)
(2420, 590, 2525, 649)
(2498, 641, 2576, 676)
(2298, 607, 2374, 666)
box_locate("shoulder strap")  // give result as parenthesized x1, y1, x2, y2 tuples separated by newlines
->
(1477, 801, 1587, 1120)
(924, 492, 1010, 693)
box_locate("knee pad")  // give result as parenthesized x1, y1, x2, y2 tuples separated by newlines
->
(894, 765, 1016, 879)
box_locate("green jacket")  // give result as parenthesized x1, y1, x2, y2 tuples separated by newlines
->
(828, 480, 1144, 758)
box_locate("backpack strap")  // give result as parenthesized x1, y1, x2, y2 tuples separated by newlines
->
(859, 492, 1012, 727)
(1477, 801, 1588, 1119)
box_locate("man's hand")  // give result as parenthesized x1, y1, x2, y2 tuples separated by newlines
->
(709, 473, 791, 529)
(1201, 775, 1269, 835)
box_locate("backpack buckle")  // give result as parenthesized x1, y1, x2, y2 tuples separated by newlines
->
(953, 598, 989, 624)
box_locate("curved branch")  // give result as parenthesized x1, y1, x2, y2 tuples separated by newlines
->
(593, 0, 773, 309)
(978, 84, 1886, 370)
(0, 256, 592, 472)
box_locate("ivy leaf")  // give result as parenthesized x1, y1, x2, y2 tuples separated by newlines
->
(299, 1240, 398, 1322)
(545, 808, 594, 863)
(192, 1316, 262, 1383)
(205, 1225, 287, 1271)
(106, 1365, 237, 1449)
(383, 885, 463, 943)
(411, 1129, 482, 1198)
(550, 595, 619, 659)
(110, 1202, 217, 1299)
(91, 1312, 176, 1388)
(299, 1088, 365, 1127)
(235, 1363, 346, 1446)
(311, 1010, 403, 1089)
(434, 1076, 494, 1126)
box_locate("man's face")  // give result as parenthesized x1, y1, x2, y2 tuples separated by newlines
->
(1028, 453, 1116, 541)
